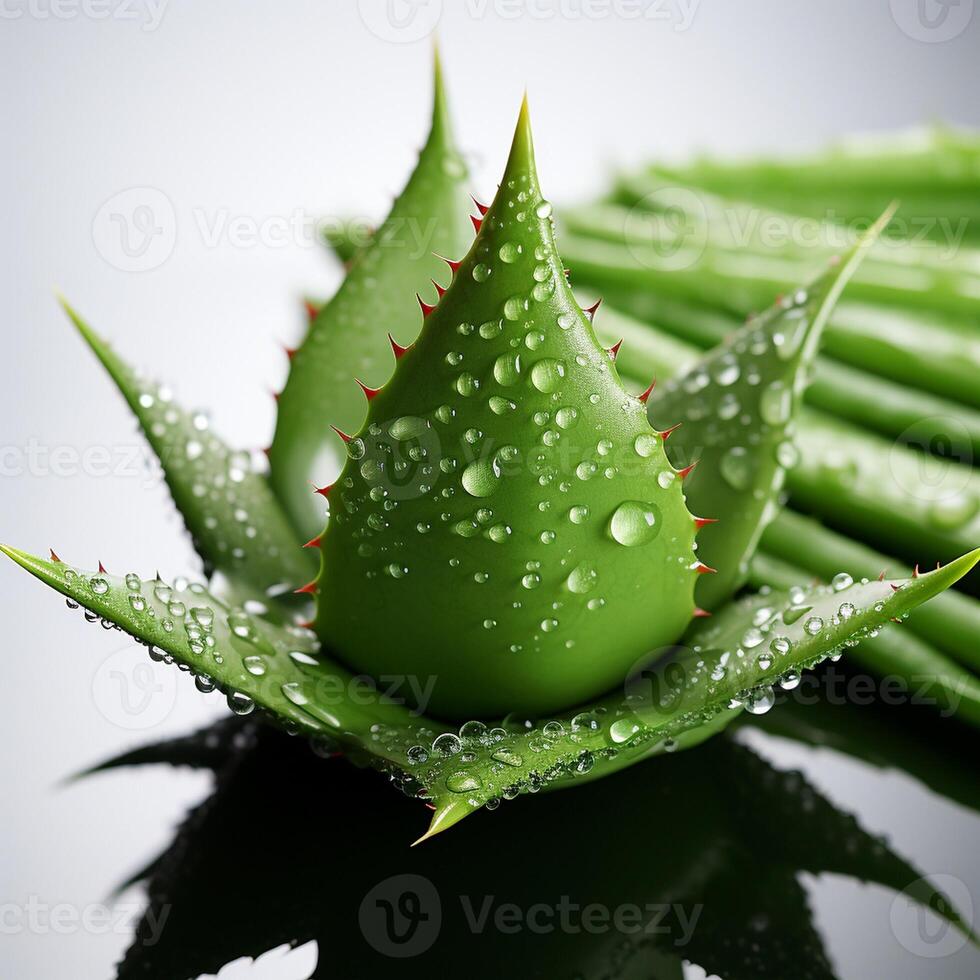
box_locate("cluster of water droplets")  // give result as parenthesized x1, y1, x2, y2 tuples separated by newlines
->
(322, 169, 697, 658)
(125, 369, 310, 587)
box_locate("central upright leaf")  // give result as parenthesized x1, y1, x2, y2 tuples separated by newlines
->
(314, 101, 699, 718)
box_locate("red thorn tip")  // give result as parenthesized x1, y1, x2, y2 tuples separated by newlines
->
(261, 447, 271, 459)
(294, 581, 318, 596)
(890, 583, 901, 592)
(49, 549, 61, 563)
(98, 561, 107, 574)
(693, 607, 712, 618)
(442, 256, 462, 274)
(298, 618, 315, 629)
(388, 333, 410, 359)
(584, 298, 602, 321)
(432, 279, 446, 298)
(694, 517, 718, 529)
(661, 422, 683, 441)
(271, 389, 280, 403)
(417, 294, 436, 318)
(282, 344, 297, 360)
(637, 379, 657, 404)
(877, 569, 887, 581)
(313, 483, 332, 498)
(355, 378, 381, 401)
(330, 425, 352, 444)
(303, 536, 322, 549)
(607, 339, 623, 361)
(304, 300, 318, 322)
(677, 460, 699, 480)
(472, 197, 489, 216)
(695, 563, 717, 575)
(912, 564, 920, 578)
(470, 214, 483, 234)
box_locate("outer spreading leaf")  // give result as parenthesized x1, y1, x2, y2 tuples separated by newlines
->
(7, 540, 974, 840)
(647, 210, 890, 609)
(62, 302, 315, 598)
(268, 55, 473, 540)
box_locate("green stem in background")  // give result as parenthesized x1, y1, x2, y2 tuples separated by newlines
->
(747, 551, 980, 728)
(560, 232, 980, 408)
(624, 125, 980, 240)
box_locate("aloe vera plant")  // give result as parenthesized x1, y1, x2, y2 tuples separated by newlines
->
(4, 70, 979, 843)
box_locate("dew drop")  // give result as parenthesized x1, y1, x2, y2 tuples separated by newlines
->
(608, 501, 662, 547)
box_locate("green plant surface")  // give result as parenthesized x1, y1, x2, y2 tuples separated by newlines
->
(596, 303, 980, 668)
(623, 125, 980, 241)
(60, 302, 315, 599)
(6, 541, 974, 840)
(761, 509, 980, 673)
(748, 551, 980, 727)
(646, 214, 886, 609)
(268, 54, 473, 540)
(578, 273, 980, 458)
(590, 297, 979, 566)
(312, 100, 700, 719)
(560, 232, 980, 408)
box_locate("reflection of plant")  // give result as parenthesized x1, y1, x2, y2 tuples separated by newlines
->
(109, 710, 974, 979)
(2, 58, 977, 842)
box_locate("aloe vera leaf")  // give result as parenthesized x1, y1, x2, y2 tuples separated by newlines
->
(594, 301, 980, 565)
(601, 174, 980, 279)
(595, 305, 980, 668)
(320, 218, 368, 267)
(0, 548, 426, 756)
(646, 216, 883, 609)
(313, 99, 699, 719)
(595, 288, 980, 461)
(761, 509, 980, 673)
(268, 55, 473, 540)
(747, 552, 980, 727)
(61, 302, 315, 597)
(560, 232, 980, 407)
(10, 548, 975, 842)
(791, 406, 980, 563)
(414, 552, 980, 840)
